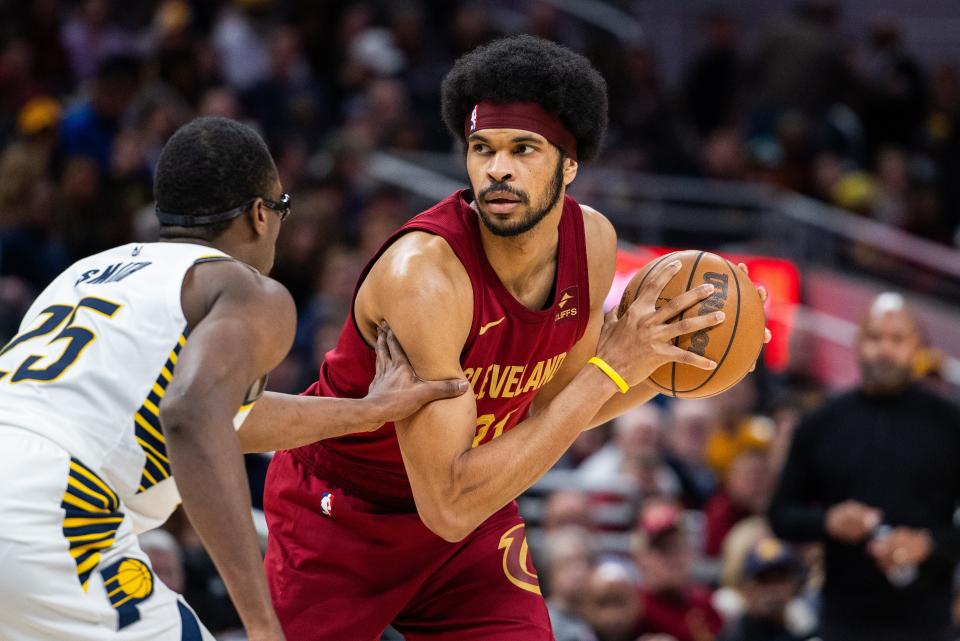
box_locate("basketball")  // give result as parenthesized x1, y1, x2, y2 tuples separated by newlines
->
(619, 250, 765, 398)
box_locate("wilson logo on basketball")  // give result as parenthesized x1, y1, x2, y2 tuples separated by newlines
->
(498, 524, 541, 595)
(689, 272, 729, 357)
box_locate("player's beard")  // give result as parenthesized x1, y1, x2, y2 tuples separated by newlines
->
(476, 158, 564, 238)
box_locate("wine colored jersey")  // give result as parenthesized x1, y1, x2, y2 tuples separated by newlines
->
(290, 190, 590, 504)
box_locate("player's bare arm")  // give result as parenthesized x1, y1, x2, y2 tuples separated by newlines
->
(356, 231, 723, 542)
(160, 259, 294, 641)
(237, 326, 469, 454)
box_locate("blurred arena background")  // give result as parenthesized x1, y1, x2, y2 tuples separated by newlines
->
(1, 1, 959, 639)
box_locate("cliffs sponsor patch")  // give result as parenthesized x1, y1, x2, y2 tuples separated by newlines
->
(555, 286, 578, 323)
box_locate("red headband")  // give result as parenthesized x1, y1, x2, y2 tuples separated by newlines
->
(464, 101, 577, 160)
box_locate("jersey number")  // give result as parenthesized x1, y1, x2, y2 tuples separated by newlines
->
(0, 297, 122, 383)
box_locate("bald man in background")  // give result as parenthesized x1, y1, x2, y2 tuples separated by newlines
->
(768, 293, 960, 641)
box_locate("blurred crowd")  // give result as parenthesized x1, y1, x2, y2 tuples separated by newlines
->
(1, 1, 960, 639)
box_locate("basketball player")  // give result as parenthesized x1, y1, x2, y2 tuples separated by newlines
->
(263, 36, 767, 640)
(0, 117, 467, 641)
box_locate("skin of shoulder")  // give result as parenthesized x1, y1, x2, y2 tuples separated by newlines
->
(180, 259, 296, 368)
(579, 203, 618, 302)
(354, 231, 474, 380)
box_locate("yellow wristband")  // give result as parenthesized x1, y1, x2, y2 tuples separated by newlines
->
(588, 356, 630, 394)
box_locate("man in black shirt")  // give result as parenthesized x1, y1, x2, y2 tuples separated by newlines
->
(768, 293, 960, 641)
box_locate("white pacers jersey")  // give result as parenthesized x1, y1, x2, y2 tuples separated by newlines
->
(0, 241, 263, 533)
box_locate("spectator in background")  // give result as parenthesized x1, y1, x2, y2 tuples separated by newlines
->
(705, 379, 772, 478)
(859, 15, 927, 153)
(718, 538, 812, 641)
(751, 0, 848, 121)
(769, 292, 960, 641)
(543, 490, 592, 534)
(663, 399, 718, 509)
(684, 8, 742, 138)
(60, 0, 135, 81)
(579, 405, 680, 499)
(704, 446, 774, 557)
(543, 527, 598, 641)
(212, 0, 273, 92)
(242, 24, 329, 149)
(584, 561, 642, 641)
(140, 528, 186, 595)
(59, 54, 141, 171)
(633, 501, 724, 641)
(0, 133, 68, 290)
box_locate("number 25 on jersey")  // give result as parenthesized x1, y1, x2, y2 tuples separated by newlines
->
(0, 297, 121, 383)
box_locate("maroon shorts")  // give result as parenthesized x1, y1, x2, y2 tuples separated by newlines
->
(263, 449, 553, 641)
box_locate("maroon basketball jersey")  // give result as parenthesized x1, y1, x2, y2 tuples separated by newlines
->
(291, 190, 590, 503)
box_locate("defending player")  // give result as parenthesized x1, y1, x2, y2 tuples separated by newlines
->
(0, 117, 467, 641)
(263, 36, 765, 640)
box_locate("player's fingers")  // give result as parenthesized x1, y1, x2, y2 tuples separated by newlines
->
(634, 260, 682, 313)
(764, 328, 772, 343)
(651, 283, 714, 324)
(757, 284, 768, 303)
(662, 310, 724, 339)
(420, 378, 471, 401)
(664, 345, 717, 370)
(374, 323, 388, 375)
(737, 262, 749, 276)
(384, 326, 411, 368)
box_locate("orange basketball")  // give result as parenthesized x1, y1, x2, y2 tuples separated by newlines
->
(619, 250, 765, 398)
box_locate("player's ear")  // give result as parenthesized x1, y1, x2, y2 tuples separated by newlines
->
(562, 155, 578, 186)
(249, 197, 269, 237)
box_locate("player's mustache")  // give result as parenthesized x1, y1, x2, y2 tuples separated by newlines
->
(479, 182, 529, 204)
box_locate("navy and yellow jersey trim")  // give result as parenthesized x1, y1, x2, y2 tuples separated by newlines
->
(134, 328, 189, 494)
(61, 458, 123, 591)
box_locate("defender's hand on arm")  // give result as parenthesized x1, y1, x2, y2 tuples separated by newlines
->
(366, 322, 470, 423)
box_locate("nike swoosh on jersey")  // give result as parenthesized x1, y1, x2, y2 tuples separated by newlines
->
(478, 316, 506, 336)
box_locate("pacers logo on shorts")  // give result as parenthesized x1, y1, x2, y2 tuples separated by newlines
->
(498, 523, 541, 595)
(100, 557, 155, 630)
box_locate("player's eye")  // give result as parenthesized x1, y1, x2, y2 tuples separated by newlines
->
(472, 143, 492, 154)
(515, 144, 535, 155)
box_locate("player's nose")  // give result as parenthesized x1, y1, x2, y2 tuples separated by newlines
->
(486, 152, 514, 183)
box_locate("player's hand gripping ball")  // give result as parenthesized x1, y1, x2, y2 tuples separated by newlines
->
(619, 250, 766, 398)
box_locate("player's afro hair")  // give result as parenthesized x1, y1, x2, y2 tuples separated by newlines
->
(441, 35, 608, 163)
(154, 117, 276, 238)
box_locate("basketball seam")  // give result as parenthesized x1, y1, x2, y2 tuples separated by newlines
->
(676, 259, 741, 394)
(634, 252, 678, 291)
(672, 251, 705, 397)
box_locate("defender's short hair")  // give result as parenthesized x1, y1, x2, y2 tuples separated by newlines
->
(154, 117, 276, 237)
